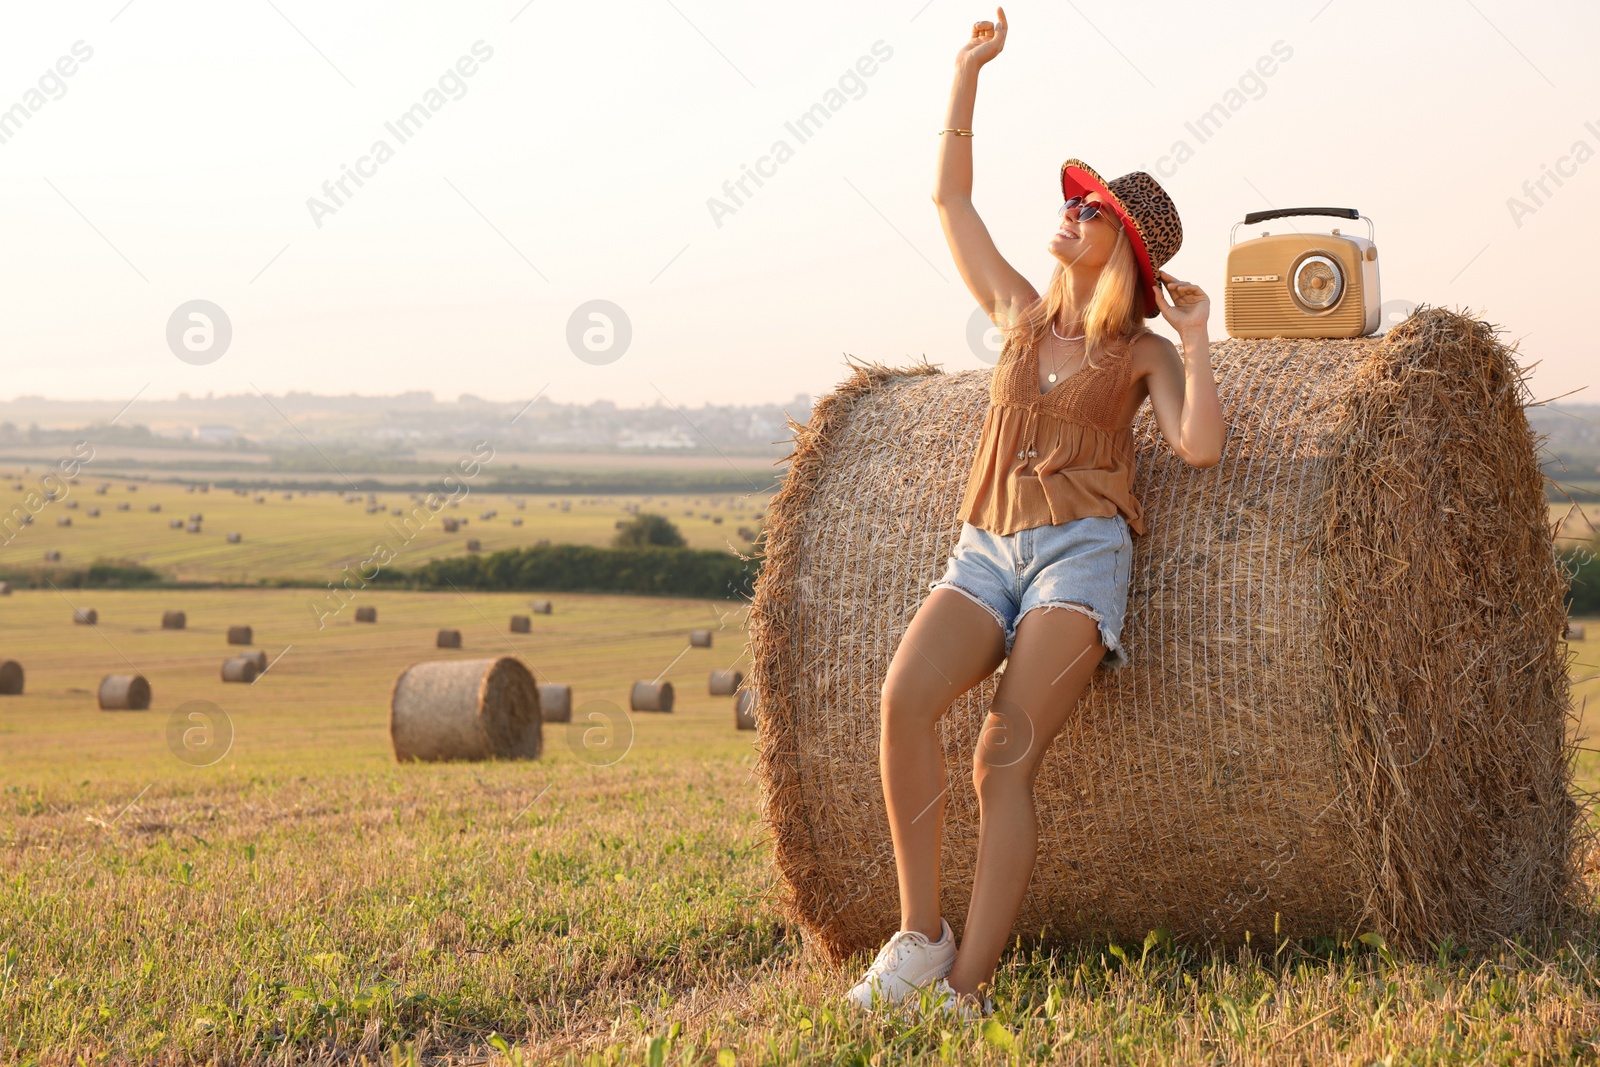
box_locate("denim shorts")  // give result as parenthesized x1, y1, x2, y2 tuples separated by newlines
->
(927, 514, 1132, 669)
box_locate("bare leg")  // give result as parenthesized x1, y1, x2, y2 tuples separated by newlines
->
(944, 602, 1107, 1003)
(879, 588, 1007, 941)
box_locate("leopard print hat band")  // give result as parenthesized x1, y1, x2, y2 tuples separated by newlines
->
(1060, 159, 1184, 320)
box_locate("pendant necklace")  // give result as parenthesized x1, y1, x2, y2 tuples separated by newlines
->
(1046, 320, 1087, 383)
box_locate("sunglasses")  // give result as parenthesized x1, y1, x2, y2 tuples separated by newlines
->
(1057, 196, 1121, 227)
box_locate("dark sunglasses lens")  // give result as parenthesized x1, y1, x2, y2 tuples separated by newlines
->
(1059, 196, 1101, 222)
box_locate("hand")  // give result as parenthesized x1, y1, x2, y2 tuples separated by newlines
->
(1153, 269, 1210, 335)
(957, 7, 1008, 69)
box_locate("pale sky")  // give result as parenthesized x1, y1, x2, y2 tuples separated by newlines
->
(1, 0, 1595, 411)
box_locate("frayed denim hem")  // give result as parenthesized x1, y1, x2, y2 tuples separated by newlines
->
(1020, 600, 1130, 671)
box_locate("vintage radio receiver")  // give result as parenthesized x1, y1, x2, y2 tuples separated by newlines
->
(1224, 207, 1380, 339)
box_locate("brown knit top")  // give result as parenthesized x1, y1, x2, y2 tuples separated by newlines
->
(958, 326, 1150, 539)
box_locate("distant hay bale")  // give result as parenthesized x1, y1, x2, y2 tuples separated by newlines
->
(186, 522, 201, 533)
(389, 656, 542, 762)
(189, 513, 203, 522)
(148, 504, 160, 512)
(116, 502, 129, 511)
(709, 668, 743, 695)
(87, 508, 99, 517)
(466, 539, 482, 552)
(56, 516, 71, 526)
(243, 650, 268, 671)
(0, 660, 23, 695)
(509, 615, 531, 633)
(442, 518, 460, 533)
(689, 629, 713, 648)
(226, 532, 242, 543)
(735, 688, 757, 731)
(43, 551, 60, 562)
(630, 680, 674, 712)
(0, 581, 10, 595)
(511, 518, 523, 527)
(221, 656, 258, 683)
(747, 306, 1584, 964)
(226, 625, 252, 645)
(530, 599, 553, 614)
(73, 608, 97, 625)
(161, 611, 186, 630)
(98, 674, 150, 711)
(436, 629, 462, 649)
(355, 607, 377, 623)
(538, 682, 572, 722)
(168, 519, 183, 529)
(1568, 621, 1586, 641)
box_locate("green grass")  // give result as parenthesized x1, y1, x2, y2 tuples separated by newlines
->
(2, 560, 1599, 1062)
(0, 477, 768, 586)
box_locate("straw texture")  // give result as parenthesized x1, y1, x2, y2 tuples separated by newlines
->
(389, 656, 542, 762)
(746, 305, 1585, 964)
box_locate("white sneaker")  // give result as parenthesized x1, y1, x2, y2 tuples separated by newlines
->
(844, 918, 957, 1011)
(925, 976, 993, 1021)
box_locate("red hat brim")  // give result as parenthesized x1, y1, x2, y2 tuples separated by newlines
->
(1061, 162, 1160, 319)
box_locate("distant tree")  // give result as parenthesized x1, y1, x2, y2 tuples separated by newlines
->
(612, 512, 686, 549)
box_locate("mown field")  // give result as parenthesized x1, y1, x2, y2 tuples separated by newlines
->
(2, 488, 1600, 1064)
(0, 476, 769, 585)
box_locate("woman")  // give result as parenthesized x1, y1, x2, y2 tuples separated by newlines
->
(843, 7, 1226, 1021)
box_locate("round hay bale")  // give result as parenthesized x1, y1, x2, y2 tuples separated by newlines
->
(538, 682, 572, 722)
(56, 516, 71, 526)
(509, 615, 531, 634)
(168, 519, 183, 529)
(221, 656, 258, 683)
(0, 581, 10, 595)
(116, 502, 129, 511)
(355, 606, 378, 623)
(442, 518, 460, 533)
(735, 687, 757, 731)
(161, 611, 186, 630)
(1567, 621, 1586, 641)
(87, 507, 100, 517)
(226, 625, 252, 646)
(186, 522, 201, 533)
(746, 306, 1583, 963)
(226, 532, 242, 543)
(466, 538, 482, 552)
(43, 550, 60, 562)
(531, 599, 553, 614)
(242, 650, 268, 671)
(389, 656, 542, 762)
(689, 629, 713, 648)
(73, 608, 97, 625)
(709, 668, 743, 695)
(436, 629, 462, 649)
(0, 659, 23, 695)
(630, 680, 674, 712)
(98, 674, 150, 711)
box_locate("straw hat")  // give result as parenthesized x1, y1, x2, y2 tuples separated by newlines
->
(1060, 159, 1183, 319)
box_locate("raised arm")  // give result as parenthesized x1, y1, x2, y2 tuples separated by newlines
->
(931, 8, 1037, 326)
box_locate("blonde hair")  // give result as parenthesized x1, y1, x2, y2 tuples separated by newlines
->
(1002, 224, 1147, 370)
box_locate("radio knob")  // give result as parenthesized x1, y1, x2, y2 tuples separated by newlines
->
(1365, 245, 1378, 261)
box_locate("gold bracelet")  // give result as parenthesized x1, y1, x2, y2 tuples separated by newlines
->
(939, 128, 973, 136)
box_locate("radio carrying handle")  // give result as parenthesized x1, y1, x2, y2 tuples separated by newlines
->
(1229, 207, 1374, 246)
